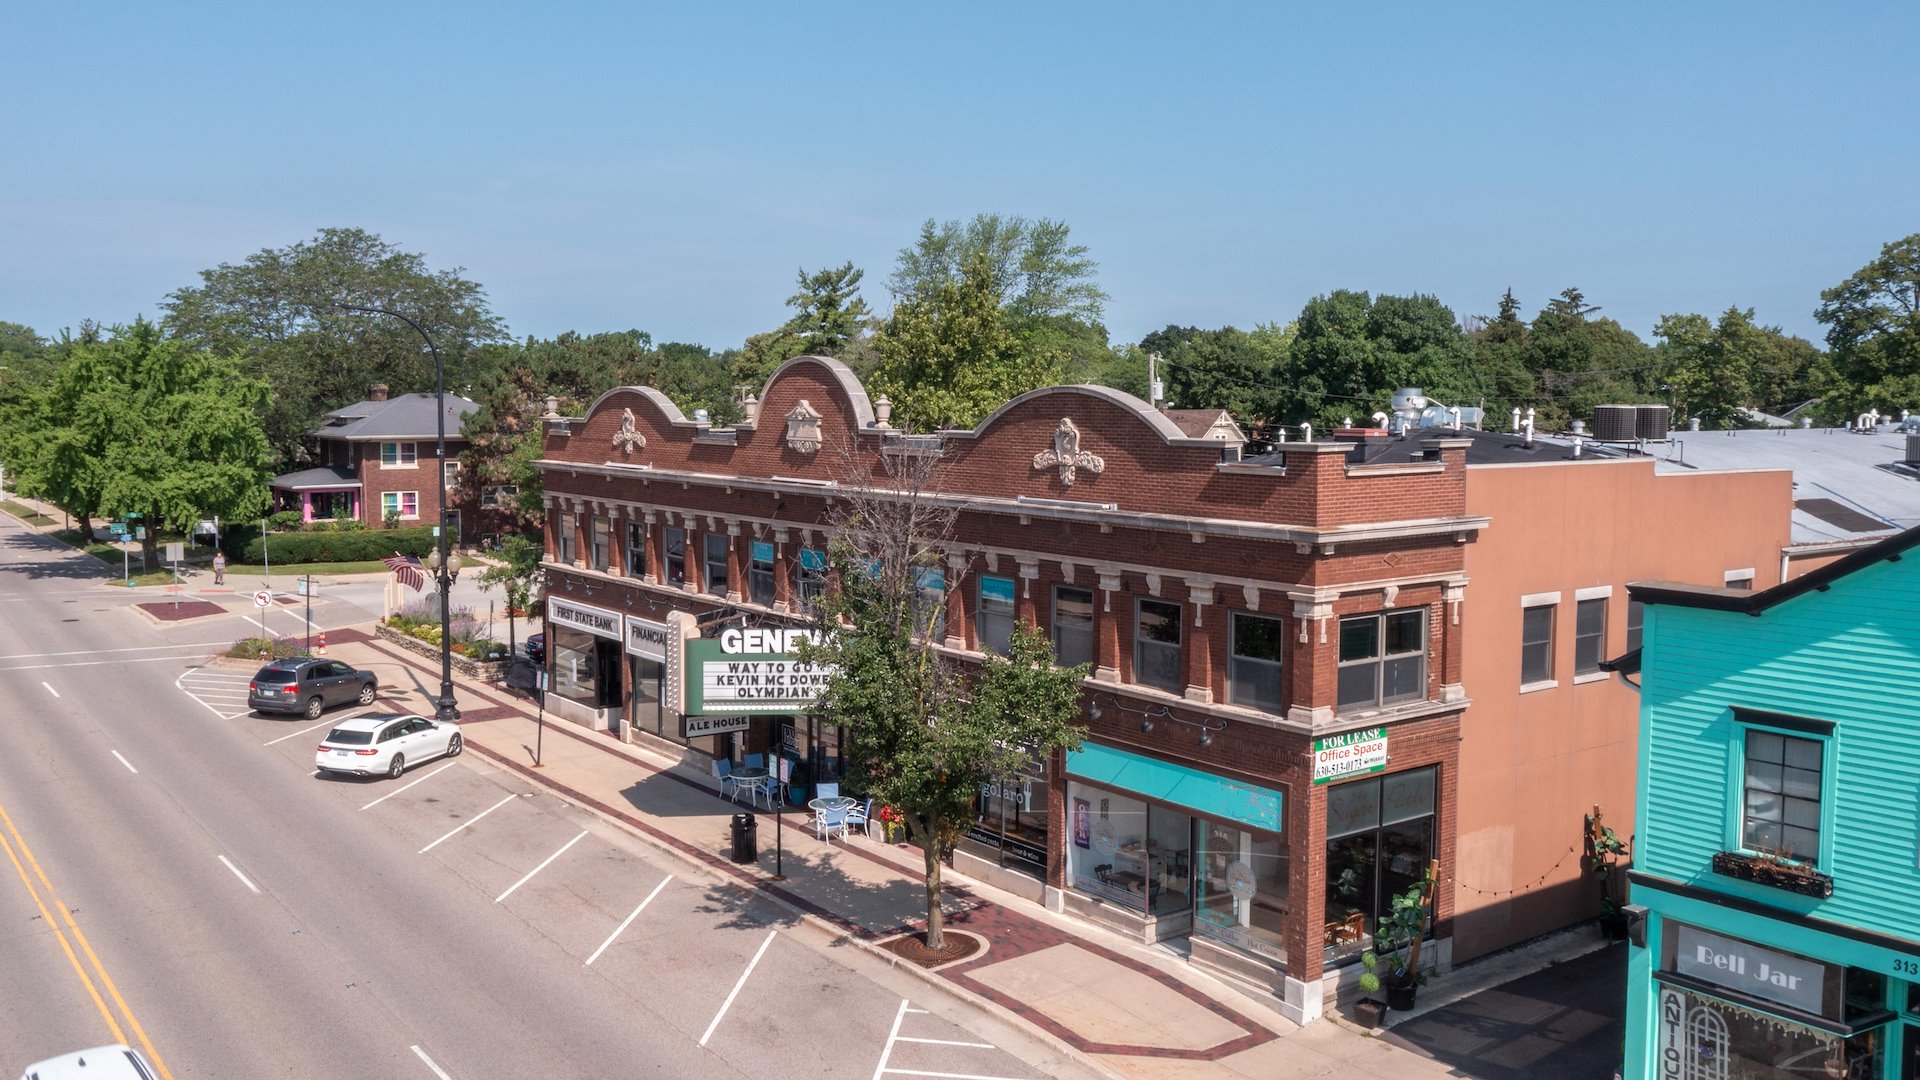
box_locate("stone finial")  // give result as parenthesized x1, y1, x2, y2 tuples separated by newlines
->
(873, 394, 893, 429)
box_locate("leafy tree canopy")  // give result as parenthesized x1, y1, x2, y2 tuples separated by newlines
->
(162, 227, 509, 459)
(1813, 233, 1920, 417)
(887, 213, 1108, 326)
(871, 251, 1065, 430)
(1275, 291, 1478, 430)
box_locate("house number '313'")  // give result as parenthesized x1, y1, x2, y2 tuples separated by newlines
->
(1894, 957, 1920, 976)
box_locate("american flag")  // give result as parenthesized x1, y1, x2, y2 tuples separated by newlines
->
(383, 552, 425, 592)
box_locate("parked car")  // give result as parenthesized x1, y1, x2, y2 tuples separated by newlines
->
(249, 658, 378, 719)
(314, 713, 462, 779)
(18, 1044, 158, 1080)
(525, 632, 545, 664)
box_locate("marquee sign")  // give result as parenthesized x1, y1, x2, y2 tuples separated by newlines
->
(682, 627, 835, 716)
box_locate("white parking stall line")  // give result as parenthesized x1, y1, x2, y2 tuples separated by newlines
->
(41, 681, 58, 698)
(584, 874, 673, 966)
(2, 654, 246, 672)
(419, 794, 521, 853)
(410, 1045, 453, 1080)
(895, 1037, 997, 1049)
(883, 1069, 1031, 1080)
(218, 855, 260, 894)
(494, 829, 588, 904)
(110, 751, 138, 775)
(871, 998, 911, 1080)
(264, 719, 335, 746)
(362, 762, 458, 811)
(872, 999, 1025, 1080)
(699, 929, 777, 1047)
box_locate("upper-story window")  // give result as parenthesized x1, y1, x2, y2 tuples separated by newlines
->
(480, 485, 519, 509)
(1052, 585, 1094, 669)
(1725, 569, 1755, 591)
(912, 567, 946, 638)
(1134, 598, 1183, 694)
(1337, 611, 1426, 713)
(703, 533, 731, 596)
(379, 441, 418, 467)
(976, 576, 1016, 656)
(1626, 600, 1645, 653)
(1742, 728, 1824, 865)
(664, 527, 686, 585)
(442, 459, 461, 488)
(625, 523, 646, 580)
(1574, 598, 1607, 675)
(749, 542, 776, 607)
(794, 548, 826, 617)
(1229, 612, 1285, 714)
(589, 516, 610, 572)
(381, 491, 419, 520)
(1521, 601, 1556, 687)
(555, 512, 575, 564)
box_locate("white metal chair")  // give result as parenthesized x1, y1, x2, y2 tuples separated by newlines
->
(815, 805, 850, 843)
(844, 798, 874, 838)
(814, 782, 840, 802)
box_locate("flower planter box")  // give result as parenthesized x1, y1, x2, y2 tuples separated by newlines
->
(1351, 998, 1386, 1030)
(1710, 850, 1833, 899)
(376, 623, 509, 684)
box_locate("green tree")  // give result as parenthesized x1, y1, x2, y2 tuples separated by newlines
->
(1161, 324, 1290, 429)
(162, 227, 509, 458)
(799, 450, 1085, 950)
(1276, 291, 1477, 430)
(1814, 233, 1920, 416)
(1656, 309, 1758, 429)
(871, 251, 1065, 430)
(887, 214, 1108, 326)
(24, 322, 273, 559)
(477, 533, 544, 656)
(784, 262, 871, 357)
(1466, 289, 1537, 422)
(1518, 288, 1657, 429)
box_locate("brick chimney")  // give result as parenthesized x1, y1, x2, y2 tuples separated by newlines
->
(368, 383, 389, 403)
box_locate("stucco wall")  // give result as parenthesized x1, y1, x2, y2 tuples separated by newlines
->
(1451, 458, 1794, 960)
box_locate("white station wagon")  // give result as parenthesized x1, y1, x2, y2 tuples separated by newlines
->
(315, 713, 462, 779)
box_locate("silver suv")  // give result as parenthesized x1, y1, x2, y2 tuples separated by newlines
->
(249, 657, 378, 719)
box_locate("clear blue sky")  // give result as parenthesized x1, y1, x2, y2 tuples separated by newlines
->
(4, 3, 1916, 351)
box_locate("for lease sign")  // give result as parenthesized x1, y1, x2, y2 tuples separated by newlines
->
(1312, 727, 1388, 784)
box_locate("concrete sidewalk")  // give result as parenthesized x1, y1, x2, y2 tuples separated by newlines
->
(319, 627, 1486, 1080)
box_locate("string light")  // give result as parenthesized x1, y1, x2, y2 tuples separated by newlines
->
(1453, 845, 1581, 898)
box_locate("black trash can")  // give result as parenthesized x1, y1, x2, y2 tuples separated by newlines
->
(729, 812, 757, 863)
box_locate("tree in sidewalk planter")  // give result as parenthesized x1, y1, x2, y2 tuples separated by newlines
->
(797, 444, 1087, 953)
(477, 533, 544, 657)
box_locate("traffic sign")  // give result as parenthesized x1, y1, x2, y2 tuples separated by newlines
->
(165, 542, 184, 564)
(253, 590, 273, 608)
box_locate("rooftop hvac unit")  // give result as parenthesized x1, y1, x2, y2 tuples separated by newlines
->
(1907, 433, 1920, 465)
(1636, 405, 1671, 441)
(1592, 405, 1638, 442)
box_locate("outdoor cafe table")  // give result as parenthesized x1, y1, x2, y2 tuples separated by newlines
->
(807, 796, 856, 813)
(732, 767, 771, 804)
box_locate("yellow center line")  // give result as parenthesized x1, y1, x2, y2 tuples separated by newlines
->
(0, 823, 125, 1044)
(0, 799, 173, 1080)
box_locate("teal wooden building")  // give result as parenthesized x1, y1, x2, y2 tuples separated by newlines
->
(1618, 528, 1920, 1079)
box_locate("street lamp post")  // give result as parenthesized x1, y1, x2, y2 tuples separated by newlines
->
(339, 303, 462, 723)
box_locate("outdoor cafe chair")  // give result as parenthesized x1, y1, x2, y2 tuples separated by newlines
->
(844, 798, 874, 838)
(712, 759, 741, 802)
(814, 782, 840, 802)
(744, 752, 765, 769)
(752, 774, 779, 811)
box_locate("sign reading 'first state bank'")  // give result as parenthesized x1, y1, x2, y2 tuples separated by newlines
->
(682, 628, 836, 716)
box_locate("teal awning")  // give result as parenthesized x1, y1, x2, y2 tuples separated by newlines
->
(1067, 742, 1282, 833)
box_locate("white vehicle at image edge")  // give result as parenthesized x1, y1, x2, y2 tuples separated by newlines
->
(315, 712, 462, 779)
(19, 1044, 158, 1080)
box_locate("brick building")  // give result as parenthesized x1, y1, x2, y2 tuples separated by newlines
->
(534, 356, 1489, 1023)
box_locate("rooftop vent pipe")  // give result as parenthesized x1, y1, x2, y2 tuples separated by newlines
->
(1689, 417, 1701, 431)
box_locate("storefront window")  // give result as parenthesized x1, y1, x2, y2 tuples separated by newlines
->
(1147, 804, 1192, 915)
(664, 527, 686, 586)
(977, 576, 1015, 655)
(1195, 821, 1288, 963)
(556, 514, 576, 565)
(551, 626, 602, 706)
(795, 548, 826, 617)
(1654, 986, 1882, 1079)
(1068, 782, 1149, 908)
(964, 759, 1047, 878)
(749, 542, 776, 606)
(1324, 766, 1437, 963)
(1053, 586, 1094, 668)
(1134, 598, 1184, 694)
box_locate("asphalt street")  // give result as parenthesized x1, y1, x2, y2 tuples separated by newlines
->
(0, 514, 1088, 1080)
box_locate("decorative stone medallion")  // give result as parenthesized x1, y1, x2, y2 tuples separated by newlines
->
(785, 399, 823, 454)
(612, 408, 646, 454)
(1031, 417, 1105, 485)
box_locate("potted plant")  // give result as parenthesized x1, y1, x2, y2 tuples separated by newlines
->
(1352, 951, 1388, 1029)
(1374, 864, 1437, 1011)
(1587, 809, 1631, 942)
